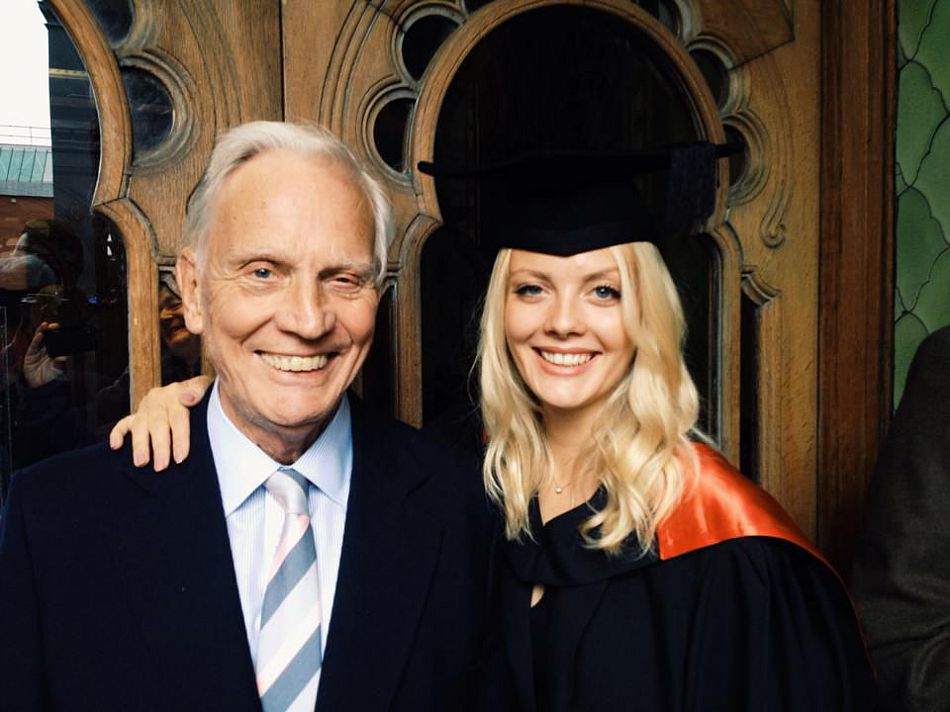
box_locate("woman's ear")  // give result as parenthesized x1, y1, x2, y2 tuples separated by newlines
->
(176, 247, 204, 335)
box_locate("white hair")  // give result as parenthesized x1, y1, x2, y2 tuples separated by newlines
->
(182, 121, 393, 283)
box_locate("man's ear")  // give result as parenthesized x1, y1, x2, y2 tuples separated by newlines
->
(176, 247, 204, 335)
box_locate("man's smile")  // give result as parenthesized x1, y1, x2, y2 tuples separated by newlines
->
(258, 352, 331, 372)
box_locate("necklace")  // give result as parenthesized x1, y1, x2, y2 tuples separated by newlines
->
(550, 472, 572, 495)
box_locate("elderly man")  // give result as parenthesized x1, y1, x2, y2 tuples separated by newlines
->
(0, 122, 495, 711)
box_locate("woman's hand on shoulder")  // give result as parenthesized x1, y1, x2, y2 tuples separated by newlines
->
(109, 375, 212, 471)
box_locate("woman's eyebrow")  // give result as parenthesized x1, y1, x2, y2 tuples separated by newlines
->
(508, 269, 551, 281)
(580, 269, 622, 282)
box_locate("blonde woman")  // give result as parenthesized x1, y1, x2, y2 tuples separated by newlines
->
(113, 153, 874, 709)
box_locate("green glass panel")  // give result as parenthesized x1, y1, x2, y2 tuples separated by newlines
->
(0, 147, 11, 179)
(30, 152, 47, 182)
(915, 119, 950, 232)
(17, 151, 35, 182)
(897, 187, 947, 310)
(7, 149, 23, 180)
(895, 288, 907, 320)
(917, 0, 950, 105)
(913, 247, 950, 331)
(894, 0, 950, 405)
(893, 312, 930, 404)
(897, 61, 947, 182)
(899, 0, 938, 60)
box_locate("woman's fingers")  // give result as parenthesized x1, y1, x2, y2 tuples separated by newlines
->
(179, 375, 212, 405)
(146, 397, 174, 472)
(170, 376, 210, 463)
(169, 398, 192, 464)
(109, 415, 134, 451)
(107, 376, 210, 470)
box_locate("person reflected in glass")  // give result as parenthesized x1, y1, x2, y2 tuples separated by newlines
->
(0, 219, 93, 468)
(97, 273, 202, 424)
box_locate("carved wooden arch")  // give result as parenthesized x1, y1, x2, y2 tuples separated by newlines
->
(360, 0, 739, 427)
(46, 0, 160, 407)
(411, 0, 729, 223)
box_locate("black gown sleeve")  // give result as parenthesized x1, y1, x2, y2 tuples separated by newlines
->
(677, 537, 874, 711)
(851, 326, 950, 711)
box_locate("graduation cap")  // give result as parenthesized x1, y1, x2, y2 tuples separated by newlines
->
(417, 141, 737, 256)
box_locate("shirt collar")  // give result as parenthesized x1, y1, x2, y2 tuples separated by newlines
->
(207, 380, 353, 516)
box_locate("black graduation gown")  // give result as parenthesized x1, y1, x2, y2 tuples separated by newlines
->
(497, 482, 876, 710)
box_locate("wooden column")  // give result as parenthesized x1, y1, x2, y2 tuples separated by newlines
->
(818, 0, 897, 570)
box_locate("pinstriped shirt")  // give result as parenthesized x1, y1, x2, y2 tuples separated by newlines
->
(207, 381, 352, 666)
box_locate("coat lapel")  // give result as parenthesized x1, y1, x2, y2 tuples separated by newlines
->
(104, 399, 260, 710)
(316, 403, 444, 711)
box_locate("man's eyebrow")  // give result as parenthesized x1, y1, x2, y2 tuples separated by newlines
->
(329, 259, 375, 270)
(227, 250, 287, 266)
(320, 261, 376, 277)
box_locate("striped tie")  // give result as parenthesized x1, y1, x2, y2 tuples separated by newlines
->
(256, 467, 322, 712)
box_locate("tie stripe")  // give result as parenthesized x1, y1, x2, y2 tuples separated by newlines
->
(261, 529, 318, 626)
(257, 467, 322, 712)
(256, 600, 321, 689)
(266, 516, 310, 579)
(259, 625, 322, 710)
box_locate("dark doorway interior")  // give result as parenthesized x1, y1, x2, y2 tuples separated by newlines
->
(420, 5, 718, 440)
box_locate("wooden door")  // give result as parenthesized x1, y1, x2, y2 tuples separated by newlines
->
(284, 0, 824, 536)
(53, 0, 893, 562)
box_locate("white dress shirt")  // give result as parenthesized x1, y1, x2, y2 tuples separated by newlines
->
(207, 381, 352, 664)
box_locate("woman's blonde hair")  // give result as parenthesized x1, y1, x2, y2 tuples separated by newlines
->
(478, 243, 700, 555)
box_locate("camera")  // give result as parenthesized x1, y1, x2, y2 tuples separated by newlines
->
(42, 324, 96, 358)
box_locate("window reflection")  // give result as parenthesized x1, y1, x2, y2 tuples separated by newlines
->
(1, 4, 129, 498)
(158, 271, 200, 385)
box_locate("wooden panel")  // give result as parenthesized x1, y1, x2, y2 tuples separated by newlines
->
(720, 0, 822, 536)
(818, 0, 896, 569)
(97, 198, 160, 405)
(690, 0, 794, 64)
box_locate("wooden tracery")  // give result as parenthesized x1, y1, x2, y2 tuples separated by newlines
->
(47, 0, 895, 553)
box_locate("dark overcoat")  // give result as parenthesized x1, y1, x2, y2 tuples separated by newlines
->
(852, 325, 950, 711)
(0, 395, 497, 711)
